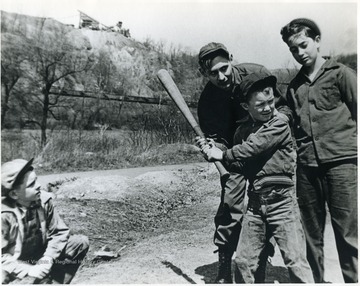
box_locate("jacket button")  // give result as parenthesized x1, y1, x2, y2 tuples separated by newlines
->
(315, 136, 319, 141)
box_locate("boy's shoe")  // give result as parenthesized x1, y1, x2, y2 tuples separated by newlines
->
(34, 276, 53, 284)
(214, 249, 233, 283)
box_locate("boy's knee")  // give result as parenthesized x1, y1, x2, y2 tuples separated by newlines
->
(80, 235, 89, 247)
(2, 270, 11, 284)
(66, 234, 90, 257)
(74, 234, 90, 252)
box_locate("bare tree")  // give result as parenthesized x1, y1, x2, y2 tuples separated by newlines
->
(22, 19, 94, 146)
(1, 34, 30, 128)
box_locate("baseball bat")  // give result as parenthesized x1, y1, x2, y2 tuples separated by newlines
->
(157, 69, 230, 179)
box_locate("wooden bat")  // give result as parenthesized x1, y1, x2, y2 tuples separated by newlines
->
(157, 69, 230, 179)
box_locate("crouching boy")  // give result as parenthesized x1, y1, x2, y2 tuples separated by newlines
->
(1, 158, 89, 284)
(200, 72, 314, 283)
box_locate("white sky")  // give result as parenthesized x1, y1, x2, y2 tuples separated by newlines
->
(1, 0, 358, 69)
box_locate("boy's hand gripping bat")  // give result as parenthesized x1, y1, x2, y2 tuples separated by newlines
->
(157, 69, 230, 180)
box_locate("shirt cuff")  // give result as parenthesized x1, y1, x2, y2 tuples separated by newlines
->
(223, 149, 235, 163)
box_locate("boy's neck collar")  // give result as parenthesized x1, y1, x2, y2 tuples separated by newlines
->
(16, 199, 40, 209)
(303, 56, 326, 76)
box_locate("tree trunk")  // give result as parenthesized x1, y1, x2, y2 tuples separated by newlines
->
(41, 91, 49, 147)
(1, 86, 10, 129)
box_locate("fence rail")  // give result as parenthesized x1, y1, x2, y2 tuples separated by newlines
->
(50, 89, 198, 108)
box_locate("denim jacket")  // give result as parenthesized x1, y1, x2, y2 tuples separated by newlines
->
(286, 58, 357, 166)
(223, 112, 296, 191)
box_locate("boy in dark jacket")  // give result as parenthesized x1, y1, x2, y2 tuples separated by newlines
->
(1, 158, 89, 284)
(280, 18, 357, 283)
(196, 42, 290, 283)
(200, 72, 314, 283)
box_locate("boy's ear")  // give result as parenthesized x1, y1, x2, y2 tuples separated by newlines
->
(314, 35, 321, 51)
(199, 67, 207, 76)
(8, 189, 18, 200)
(240, 103, 249, 110)
(315, 35, 321, 43)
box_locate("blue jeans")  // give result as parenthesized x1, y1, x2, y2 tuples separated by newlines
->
(297, 160, 358, 283)
(235, 186, 314, 283)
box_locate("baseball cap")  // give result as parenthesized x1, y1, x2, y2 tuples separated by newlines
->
(1, 158, 34, 196)
(198, 42, 229, 62)
(239, 72, 277, 100)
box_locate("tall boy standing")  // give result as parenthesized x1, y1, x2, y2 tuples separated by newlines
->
(196, 42, 291, 283)
(1, 158, 89, 284)
(201, 72, 314, 283)
(280, 18, 357, 283)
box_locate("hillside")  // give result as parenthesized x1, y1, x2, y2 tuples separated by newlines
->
(1, 10, 173, 98)
(1, 10, 202, 131)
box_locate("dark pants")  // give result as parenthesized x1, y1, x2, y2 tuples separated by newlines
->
(297, 161, 358, 283)
(214, 172, 247, 251)
(235, 186, 314, 283)
(5, 235, 89, 284)
(48, 234, 89, 284)
(7, 235, 89, 284)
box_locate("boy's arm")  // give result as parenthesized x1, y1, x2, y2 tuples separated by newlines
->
(339, 66, 357, 121)
(223, 116, 290, 164)
(1, 213, 32, 280)
(27, 197, 70, 279)
(42, 197, 70, 260)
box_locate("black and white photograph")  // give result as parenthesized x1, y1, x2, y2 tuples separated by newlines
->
(1, 0, 357, 284)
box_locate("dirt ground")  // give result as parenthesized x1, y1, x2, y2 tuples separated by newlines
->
(38, 162, 344, 284)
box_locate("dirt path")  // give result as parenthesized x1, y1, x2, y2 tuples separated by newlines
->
(40, 163, 344, 284)
(38, 162, 209, 186)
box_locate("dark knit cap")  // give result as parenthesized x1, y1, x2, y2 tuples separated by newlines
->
(198, 42, 229, 62)
(289, 18, 321, 36)
(239, 72, 277, 101)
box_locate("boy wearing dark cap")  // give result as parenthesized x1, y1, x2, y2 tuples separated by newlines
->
(200, 72, 314, 283)
(196, 42, 291, 283)
(1, 158, 89, 284)
(281, 18, 357, 283)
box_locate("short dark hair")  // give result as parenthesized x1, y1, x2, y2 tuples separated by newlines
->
(281, 18, 321, 43)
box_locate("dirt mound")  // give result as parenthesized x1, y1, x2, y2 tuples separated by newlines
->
(54, 170, 185, 200)
(134, 171, 182, 186)
(55, 175, 131, 200)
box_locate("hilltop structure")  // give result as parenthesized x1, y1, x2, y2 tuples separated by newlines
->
(78, 10, 130, 38)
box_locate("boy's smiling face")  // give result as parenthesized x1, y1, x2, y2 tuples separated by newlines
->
(287, 30, 321, 67)
(242, 87, 275, 122)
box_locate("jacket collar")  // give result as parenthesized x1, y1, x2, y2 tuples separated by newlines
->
(236, 114, 251, 124)
(299, 58, 340, 82)
(232, 66, 242, 86)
